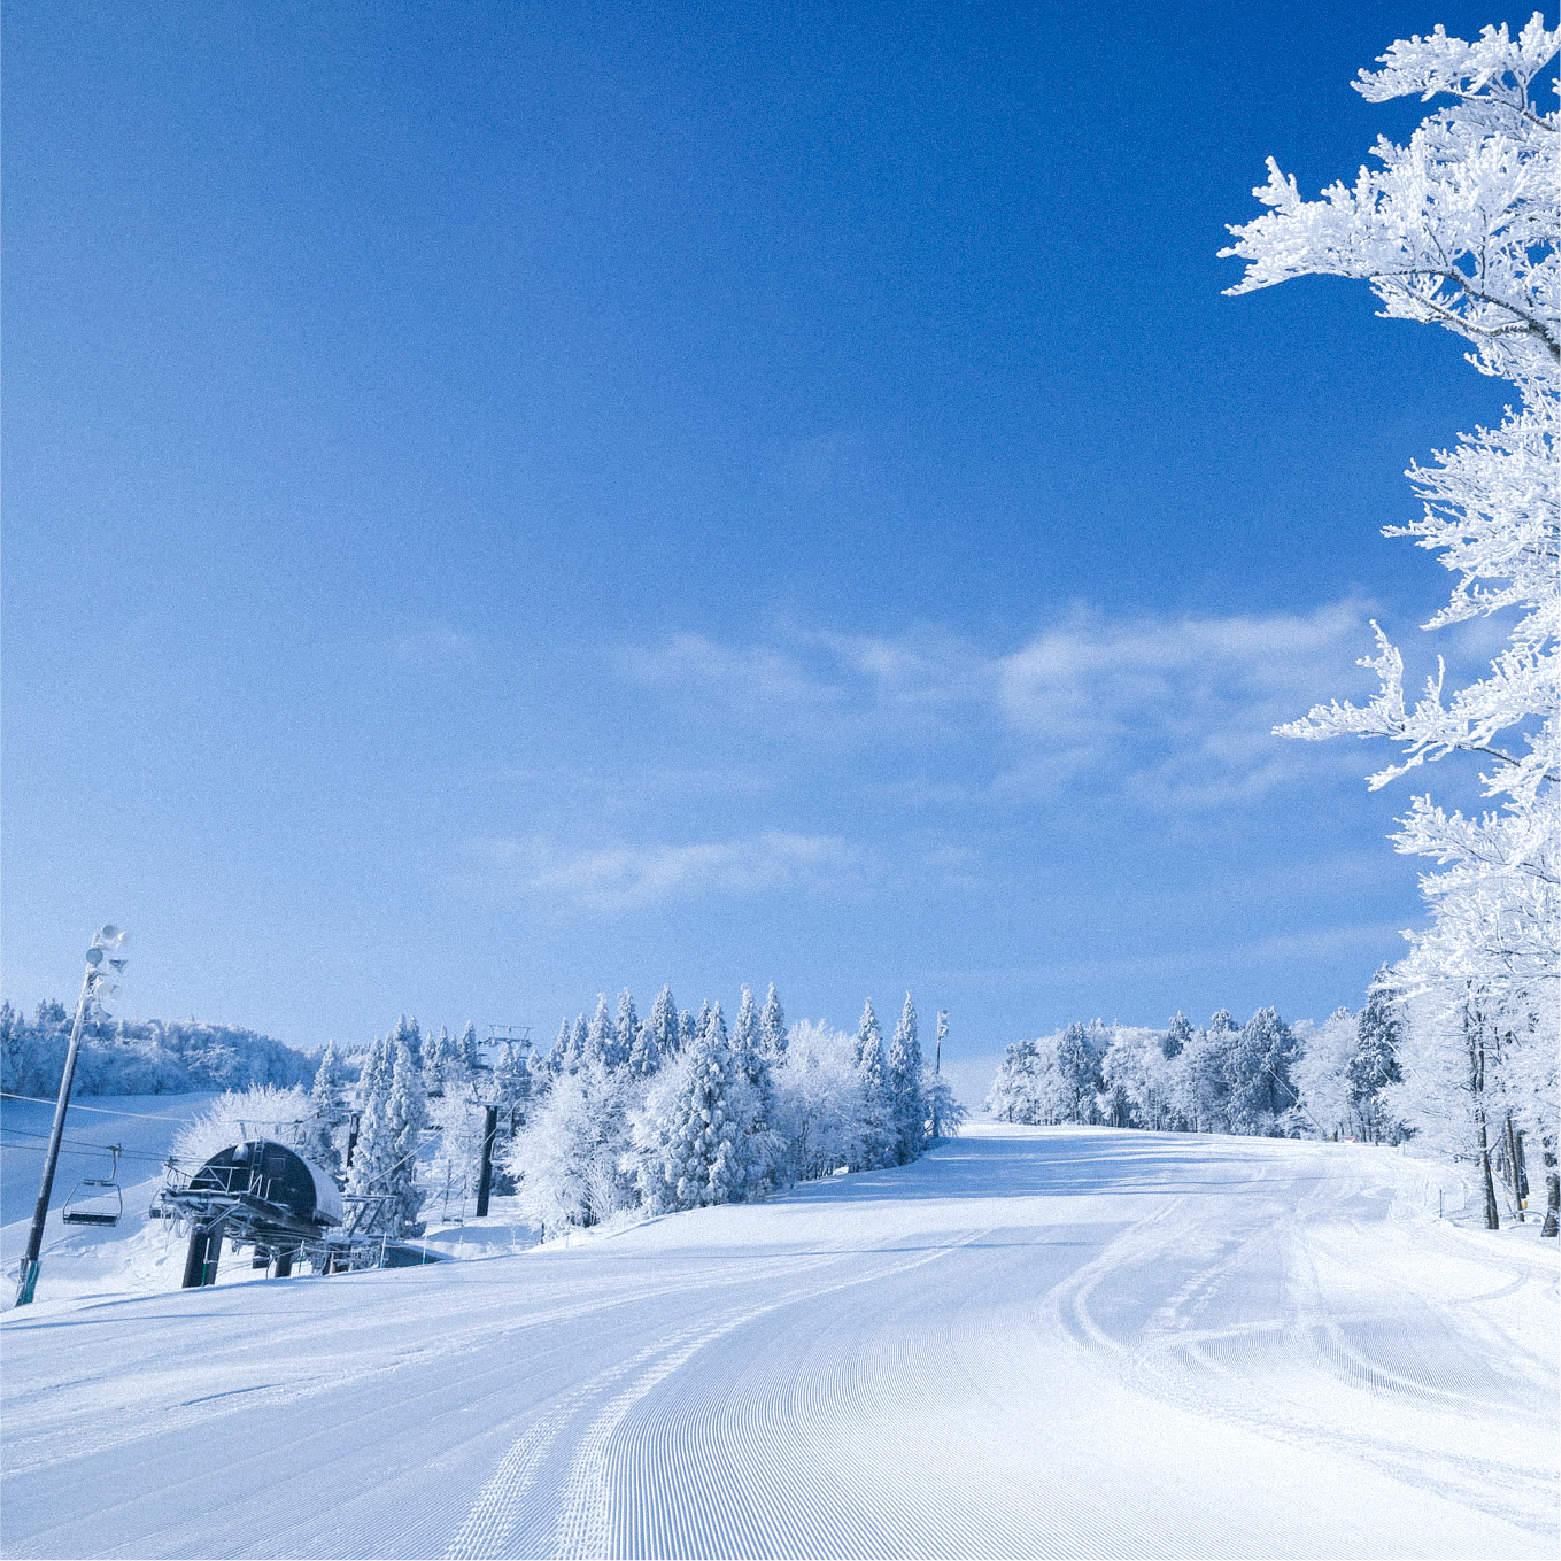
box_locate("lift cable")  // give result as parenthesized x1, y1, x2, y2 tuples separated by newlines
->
(0, 1090, 200, 1123)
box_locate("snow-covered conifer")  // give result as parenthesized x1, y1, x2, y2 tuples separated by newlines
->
(458, 1020, 481, 1078)
(630, 1003, 761, 1212)
(630, 986, 678, 1076)
(1227, 1009, 1298, 1134)
(887, 993, 925, 1165)
(1055, 1023, 1103, 1124)
(423, 1026, 455, 1096)
(615, 989, 639, 1066)
(852, 999, 891, 1169)
(585, 995, 619, 1070)
(759, 984, 787, 1059)
(347, 1032, 426, 1235)
(302, 1042, 346, 1168)
(1163, 1013, 1193, 1060)
(1348, 971, 1405, 1143)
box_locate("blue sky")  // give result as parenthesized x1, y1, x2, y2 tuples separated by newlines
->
(2, 0, 1524, 1061)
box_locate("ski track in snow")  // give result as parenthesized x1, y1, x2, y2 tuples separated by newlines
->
(2, 1127, 1556, 1561)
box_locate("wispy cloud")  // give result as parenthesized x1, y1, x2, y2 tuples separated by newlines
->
(467, 830, 862, 912)
(619, 600, 1376, 810)
(930, 921, 1410, 991)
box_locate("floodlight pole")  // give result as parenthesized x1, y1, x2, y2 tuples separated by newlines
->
(14, 963, 98, 1307)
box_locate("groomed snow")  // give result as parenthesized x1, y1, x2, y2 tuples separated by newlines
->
(2, 1125, 1556, 1560)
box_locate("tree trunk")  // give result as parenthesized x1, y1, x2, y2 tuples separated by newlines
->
(1542, 1144, 1559, 1239)
(1504, 1114, 1525, 1222)
(1467, 1015, 1499, 1230)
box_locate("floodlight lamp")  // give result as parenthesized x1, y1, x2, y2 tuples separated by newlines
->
(85, 948, 105, 968)
(92, 926, 128, 950)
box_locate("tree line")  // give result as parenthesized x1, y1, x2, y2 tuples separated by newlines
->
(987, 965, 1554, 1233)
(183, 989, 964, 1240)
(0, 1001, 315, 1098)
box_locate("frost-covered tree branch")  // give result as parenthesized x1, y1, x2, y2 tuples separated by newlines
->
(1224, 15, 1559, 1210)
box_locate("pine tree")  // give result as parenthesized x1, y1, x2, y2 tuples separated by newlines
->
(1227, 1008, 1298, 1134)
(423, 1026, 454, 1096)
(734, 985, 760, 1060)
(568, 1013, 589, 1073)
(887, 992, 925, 1165)
(630, 986, 678, 1076)
(585, 995, 618, 1070)
(302, 1042, 345, 1168)
(1055, 1023, 1102, 1124)
(759, 984, 787, 1059)
(547, 1019, 571, 1075)
(383, 1037, 428, 1234)
(631, 1002, 760, 1212)
(1348, 969, 1404, 1143)
(852, 999, 890, 1170)
(346, 1035, 400, 1230)
(458, 1020, 481, 1082)
(732, 986, 779, 1195)
(1163, 1012, 1194, 1060)
(615, 989, 639, 1068)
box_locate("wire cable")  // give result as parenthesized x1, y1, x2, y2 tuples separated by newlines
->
(0, 1091, 200, 1123)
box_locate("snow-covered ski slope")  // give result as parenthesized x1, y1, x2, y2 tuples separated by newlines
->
(2, 1125, 1556, 1561)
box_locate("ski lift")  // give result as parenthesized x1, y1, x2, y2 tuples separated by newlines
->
(62, 1145, 124, 1228)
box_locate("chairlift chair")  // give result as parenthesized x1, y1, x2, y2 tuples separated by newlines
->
(62, 1145, 124, 1228)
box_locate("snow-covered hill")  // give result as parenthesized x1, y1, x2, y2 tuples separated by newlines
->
(2, 1125, 1556, 1560)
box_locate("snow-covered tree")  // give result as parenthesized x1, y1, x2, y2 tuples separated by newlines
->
(422, 1026, 456, 1096)
(458, 1020, 481, 1079)
(493, 1041, 532, 1134)
(1224, 14, 1559, 1225)
(851, 999, 892, 1169)
(1102, 1025, 1178, 1131)
(428, 1093, 486, 1214)
(506, 1064, 624, 1232)
(1177, 1014, 1236, 1134)
(630, 1003, 763, 1213)
(1291, 1008, 1361, 1140)
(759, 984, 788, 1059)
(630, 986, 678, 1077)
(584, 996, 619, 1071)
(731, 985, 781, 1194)
(615, 989, 640, 1068)
(772, 1019, 863, 1180)
(1225, 1009, 1298, 1135)
(1349, 971, 1406, 1143)
(1055, 1023, 1104, 1124)
(347, 1031, 426, 1236)
(887, 993, 925, 1164)
(302, 1042, 347, 1168)
(1163, 1012, 1193, 1060)
(986, 1036, 1060, 1125)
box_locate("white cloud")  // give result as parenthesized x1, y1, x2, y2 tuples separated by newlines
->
(619, 600, 1377, 811)
(468, 830, 861, 912)
(619, 634, 845, 710)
